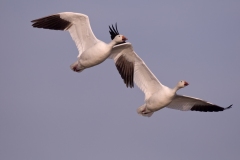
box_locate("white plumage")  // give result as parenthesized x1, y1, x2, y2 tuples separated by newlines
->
(31, 12, 127, 72)
(31, 12, 232, 117)
(109, 43, 232, 117)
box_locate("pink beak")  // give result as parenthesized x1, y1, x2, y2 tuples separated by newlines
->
(184, 81, 189, 86)
(122, 36, 128, 41)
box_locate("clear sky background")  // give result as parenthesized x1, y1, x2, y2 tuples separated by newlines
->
(1, 0, 240, 160)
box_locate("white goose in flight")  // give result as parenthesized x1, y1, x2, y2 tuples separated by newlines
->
(108, 26, 232, 117)
(31, 12, 127, 72)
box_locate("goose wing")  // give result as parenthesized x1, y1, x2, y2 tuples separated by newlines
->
(167, 95, 232, 112)
(31, 12, 99, 57)
(109, 43, 163, 100)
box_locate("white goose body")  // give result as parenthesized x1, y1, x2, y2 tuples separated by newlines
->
(78, 41, 114, 69)
(138, 81, 191, 116)
(109, 41, 232, 117)
(146, 86, 175, 112)
(31, 12, 127, 72)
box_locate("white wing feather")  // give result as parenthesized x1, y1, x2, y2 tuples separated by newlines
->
(167, 95, 217, 111)
(110, 43, 163, 100)
(59, 12, 99, 57)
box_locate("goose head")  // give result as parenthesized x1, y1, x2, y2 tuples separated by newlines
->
(113, 35, 128, 43)
(109, 24, 127, 44)
(177, 80, 189, 89)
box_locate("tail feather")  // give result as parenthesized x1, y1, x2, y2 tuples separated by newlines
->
(70, 61, 84, 72)
(137, 105, 154, 117)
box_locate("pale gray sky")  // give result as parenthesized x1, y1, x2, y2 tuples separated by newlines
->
(1, 0, 240, 160)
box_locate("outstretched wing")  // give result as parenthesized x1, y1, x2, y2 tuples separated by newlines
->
(109, 43, 163, 100)
(167, 95, 232, 112)
(31, 12, 99, 57)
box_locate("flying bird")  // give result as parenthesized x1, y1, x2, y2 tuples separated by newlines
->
(31, 12, 128, 72)
(108, 29, 232, 117)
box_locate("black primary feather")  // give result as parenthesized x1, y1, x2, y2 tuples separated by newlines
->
(31, 14, 72, 31)
(109, 23, 120, 40)
(190, 104, 233, 112)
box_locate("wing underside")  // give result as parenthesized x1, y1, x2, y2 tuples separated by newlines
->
(110, 43, 162, 99)
(31, 12, 99, 57)
(167, 95, 232, 112)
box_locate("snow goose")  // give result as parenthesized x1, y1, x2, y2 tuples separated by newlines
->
(108, 30, 232, 117)
(31, 12, 127, 72)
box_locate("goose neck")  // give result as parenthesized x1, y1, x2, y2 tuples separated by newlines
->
(109, 40, 117, 47)
(172, 85, 180, 93)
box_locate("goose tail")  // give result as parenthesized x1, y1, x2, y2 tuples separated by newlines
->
(137, 105, 154, 117)
(70, 61, 84, 72)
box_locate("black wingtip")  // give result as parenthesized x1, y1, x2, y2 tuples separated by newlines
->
(31, 14, 72, 31)
(109, 23, 120, 40)
(115, 55, 134, 88)
(224, 104, 233, 110)
(115, 22, 118, 33)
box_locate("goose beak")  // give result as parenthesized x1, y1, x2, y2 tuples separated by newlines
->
(122, 36, 128, 41)
(184, 81, 189, 86)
